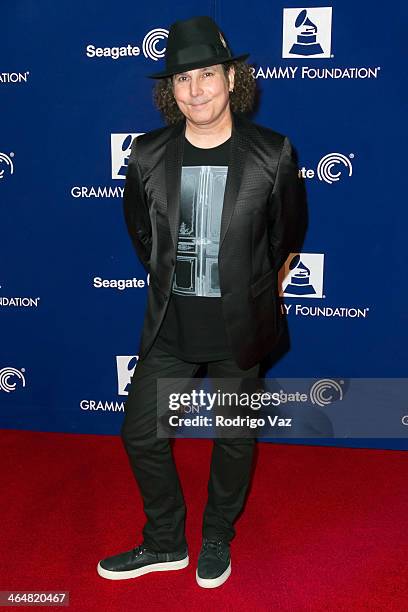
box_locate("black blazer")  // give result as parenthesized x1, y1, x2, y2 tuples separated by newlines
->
(123, 111, 306, 369)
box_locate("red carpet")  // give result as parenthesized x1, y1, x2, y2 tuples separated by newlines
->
(1, 429, 407, 611)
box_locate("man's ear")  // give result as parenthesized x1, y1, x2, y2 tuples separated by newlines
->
(228, 66, 235, 90)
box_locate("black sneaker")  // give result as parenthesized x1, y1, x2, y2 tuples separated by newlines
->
(97, 543, 189, 580)
(196, 538, 231, 588)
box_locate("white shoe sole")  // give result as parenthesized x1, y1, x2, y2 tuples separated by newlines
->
(196, 560, 231, 588)
(97, 555, 189, 580)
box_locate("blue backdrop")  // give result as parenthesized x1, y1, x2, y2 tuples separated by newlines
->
(1, 1, 406, 449)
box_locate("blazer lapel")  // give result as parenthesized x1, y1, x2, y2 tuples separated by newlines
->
(219, 112, 249, 251)
(164, 111, 250, 253)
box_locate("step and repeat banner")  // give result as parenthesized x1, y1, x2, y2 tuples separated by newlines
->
(1, 2, 406, 448)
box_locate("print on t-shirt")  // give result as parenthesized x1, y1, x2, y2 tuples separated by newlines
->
(172, 165, 228, 297)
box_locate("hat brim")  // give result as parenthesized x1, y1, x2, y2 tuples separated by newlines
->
(146, 53, 250, 79)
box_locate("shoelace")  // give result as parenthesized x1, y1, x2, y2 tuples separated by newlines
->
(202, 539, 226, 559)
(132, 544, 146, 557)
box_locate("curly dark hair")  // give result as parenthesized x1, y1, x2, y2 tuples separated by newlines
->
(152, 60, 257, 125)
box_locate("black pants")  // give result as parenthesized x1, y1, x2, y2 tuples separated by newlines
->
(121, 341, 261, 552)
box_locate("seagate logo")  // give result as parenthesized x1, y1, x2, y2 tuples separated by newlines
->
(0, 367, 26, 392)
(0, 152, 15, 180)
(86, 27, 168, 61)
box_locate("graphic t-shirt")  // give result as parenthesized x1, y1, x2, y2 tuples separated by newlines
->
(155, 135, 234, 362)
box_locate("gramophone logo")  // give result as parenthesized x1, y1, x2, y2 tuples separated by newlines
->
(282, 7, 332, 58)
(111, 133, 144, 180)
(281, 253, 325, 298)
(0, 152, 14, 181)
(116, 355, 138, 395)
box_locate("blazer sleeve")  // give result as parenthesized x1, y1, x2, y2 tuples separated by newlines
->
(123, 136, 152, 273)
(267, 136, 304, 272)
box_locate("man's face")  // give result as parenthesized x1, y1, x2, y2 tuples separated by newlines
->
(171, 64, 235, 126)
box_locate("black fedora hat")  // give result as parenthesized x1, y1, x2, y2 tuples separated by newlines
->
(147, 15, 249, 79)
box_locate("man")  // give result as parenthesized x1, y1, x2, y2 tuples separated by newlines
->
(97, 15, 305, 588)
